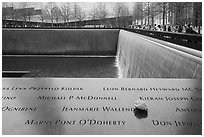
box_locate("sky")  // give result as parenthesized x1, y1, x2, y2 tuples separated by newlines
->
(3, 2, 134, 11)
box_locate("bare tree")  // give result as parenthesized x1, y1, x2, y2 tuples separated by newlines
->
(89, 6, 98, 27)
(154, 2, 179, 26)
(53, 5, 61, 27)
(141, 2, 157, 26)
(132, 2, 165, 27)
(132, 2, 144, 25)
(10, 3, 20, 27)
(154, 2, 165, 26)
(45, 2, 56, 27)
(193, 2, 202, 33)
(120, 3, 130, 27)
(60, 3, 71, 27)
(167, 2, 201, 32)
(27, 8, 34, 27)
(2, 2, 10, 27)
(76, 6, 86, 27)
(39, 4, 47, 27)
(114, 2, 123, 27)
(73, 3, 79, 27)
(149, 3, 157, 27)
(161, 2, 167, 26)
(96, 2, 108, 26)
(72, 3, 86, 27)
(19, 2, 28, 27)
(2, 3, 9, 20)
(167, 2, 186, 25)
(133, 2, 202, 31)
(144, 2, 150, 26)
(113, 3, 130, 27)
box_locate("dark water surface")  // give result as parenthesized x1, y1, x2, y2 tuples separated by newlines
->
(2, 56, 119, 78)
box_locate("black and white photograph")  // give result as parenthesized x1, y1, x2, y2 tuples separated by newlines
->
(2, 1, 202, 135)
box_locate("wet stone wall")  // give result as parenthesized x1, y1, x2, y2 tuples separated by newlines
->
(117, 30, 202, 79)
(2, 29, 119, 55)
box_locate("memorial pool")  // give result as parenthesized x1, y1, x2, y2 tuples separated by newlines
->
(2, 29, 202, 78)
